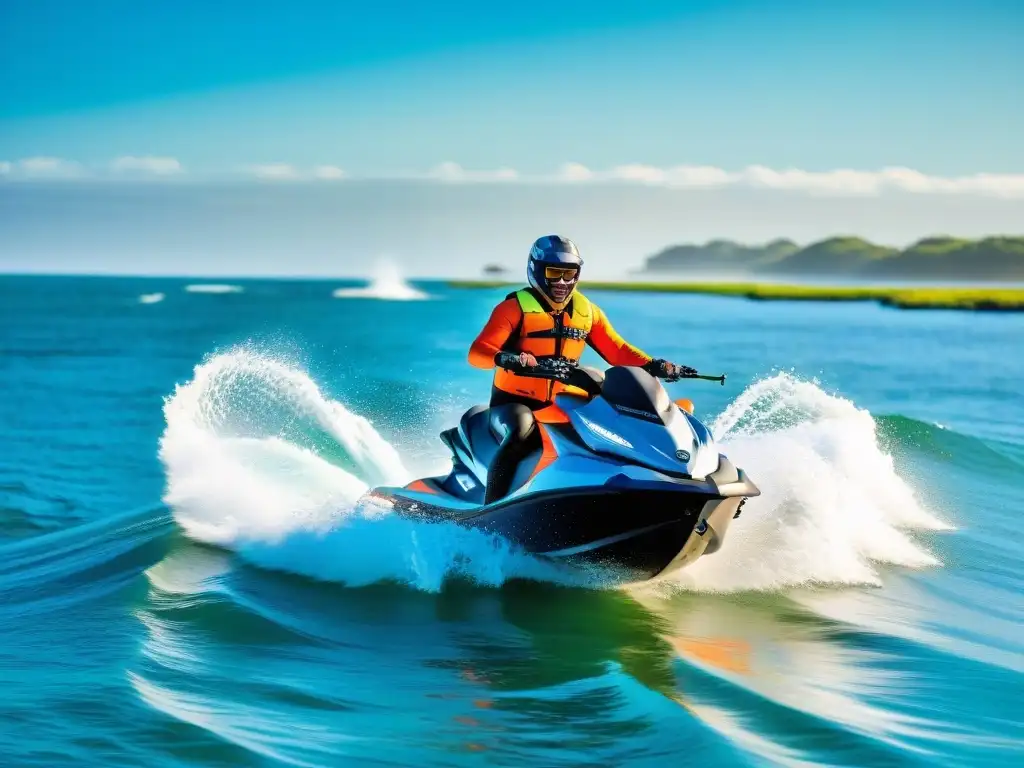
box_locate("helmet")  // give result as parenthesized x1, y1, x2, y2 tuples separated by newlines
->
(527, 234, 583, 310)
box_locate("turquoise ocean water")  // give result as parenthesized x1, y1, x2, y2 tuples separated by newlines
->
(1, 274, 1022, 767)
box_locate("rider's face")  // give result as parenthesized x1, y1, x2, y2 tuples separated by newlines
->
(545, 267, 578, 303)
(549, 279, 572, 302)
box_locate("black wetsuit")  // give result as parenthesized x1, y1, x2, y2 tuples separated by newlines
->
(482, 389, 545, 504)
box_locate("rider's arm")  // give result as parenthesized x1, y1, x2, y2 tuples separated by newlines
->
(468, 299, 521, 369)
(587, 304, 654, 367)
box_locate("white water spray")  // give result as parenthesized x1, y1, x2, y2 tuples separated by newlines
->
(332, 259, 430, 301)
(652, 373, 949, 594)
(158, 348, 567, 591)
(159, 352, 946, 594)
(184, 284, 244, 294)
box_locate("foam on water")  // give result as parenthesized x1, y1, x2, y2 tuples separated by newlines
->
(184, 284, 244, 294)
(139, 292, 165, 304)
(652, 373, 950, 594)
(160, 351, 946, 595)
(332, 260, 430, 301)
(158, 348, 566, 592)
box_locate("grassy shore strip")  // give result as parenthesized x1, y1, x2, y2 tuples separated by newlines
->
(446, 281, 1024, 311)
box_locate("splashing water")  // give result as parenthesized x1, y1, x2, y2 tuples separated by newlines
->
(653, 373, 950, 594)
(158, 348, 566, 591)
(332, 259, 430, 301)
(184, 284, 244, 294)
(159, 352, 946, 595)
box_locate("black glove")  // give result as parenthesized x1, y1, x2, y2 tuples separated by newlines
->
(533, 356, 576, 381)
(494, 351, 533, 372)
(668, 362, 698, 379)
(644, 358, 697, 380)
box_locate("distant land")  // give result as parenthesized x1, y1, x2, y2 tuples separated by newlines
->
(641, 235, 1024, 281)
(454, 233, 1024, 311)
(447, 280, 1024, 312)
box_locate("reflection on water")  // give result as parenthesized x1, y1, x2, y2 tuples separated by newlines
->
(126, 541, 1021, 766)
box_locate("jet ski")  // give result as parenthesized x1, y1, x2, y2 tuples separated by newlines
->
(364, 360, 760, 584)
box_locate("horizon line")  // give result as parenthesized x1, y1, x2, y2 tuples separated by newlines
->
(5, 233, 1023, 283)
(3, 158, 1024, 198)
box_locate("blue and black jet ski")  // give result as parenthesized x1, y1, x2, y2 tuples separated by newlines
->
(364, 361, 760, 583)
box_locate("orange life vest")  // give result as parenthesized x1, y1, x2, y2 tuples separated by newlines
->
(492, 288, 594, 404)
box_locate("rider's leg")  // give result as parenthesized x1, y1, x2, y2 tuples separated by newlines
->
(484, 399, 540, 504)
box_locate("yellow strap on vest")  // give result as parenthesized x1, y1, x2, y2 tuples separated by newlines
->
(515, 289, 545, 314)
(572, 291, 591, 318)
(515, 288, 591, 317)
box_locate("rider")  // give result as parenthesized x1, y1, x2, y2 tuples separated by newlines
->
(468, 234, 695, 501)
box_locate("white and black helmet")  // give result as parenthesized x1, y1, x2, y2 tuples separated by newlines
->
(527, 235, 583, 305)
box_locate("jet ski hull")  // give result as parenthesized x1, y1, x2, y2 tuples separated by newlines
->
(365, 478, 752, 583)
(365, 365, 761, 583)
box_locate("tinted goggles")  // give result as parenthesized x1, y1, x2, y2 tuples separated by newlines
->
(544, 266, 580, 282)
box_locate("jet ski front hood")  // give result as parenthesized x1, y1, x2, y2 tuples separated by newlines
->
(567, 396, 721, 479)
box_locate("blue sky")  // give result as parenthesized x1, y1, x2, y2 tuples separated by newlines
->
(2, 0, 1022, 177)
(2, 0, 1023, 276)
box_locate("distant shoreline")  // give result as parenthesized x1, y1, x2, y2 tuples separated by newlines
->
(3, 272, 1023, 311)
(447, 280, 1024, 312)
(638, 235, 1024, 282)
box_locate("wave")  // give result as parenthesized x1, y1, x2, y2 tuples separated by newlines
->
(332, 260, 430, 301)
(876, 413, 1024, 473)
(158, 348, 568, 592)
(138, 292, 165, 304)
(0, 504, 171, 619)
(184, 284, 244, 294)
(650, 373, 950, 595)
(159, 352, 948, 594)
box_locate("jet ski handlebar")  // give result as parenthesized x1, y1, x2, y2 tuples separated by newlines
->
(514, 356, 578, 381)
(666, 371, 727, 385)
(503, 355, 727, 387)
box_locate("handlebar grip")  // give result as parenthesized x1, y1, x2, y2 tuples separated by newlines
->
(667, 372, 727, 385)
(511, 357, 577, 381)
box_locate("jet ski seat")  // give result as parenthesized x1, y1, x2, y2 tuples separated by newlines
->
(457, 405, 496, 468)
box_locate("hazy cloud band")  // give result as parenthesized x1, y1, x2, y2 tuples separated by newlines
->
(2, 157, 1023, 197)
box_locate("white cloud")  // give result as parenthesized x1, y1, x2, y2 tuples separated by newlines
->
(111, 155, 183, 175)
(556, 162, 595, 182)
(2, 155, 1021, 197)
(544, 163, 1024, 198)
(17, 156, 84, 178)
(247, 163, 301, 180)
(313, 165, 346, 180)
(609, 164, 669, 184)
(769, 165, 1024, 197)
(242, 163, 347, 181)
(428, 162, 518, 183)
(604, 163, 734, 187)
